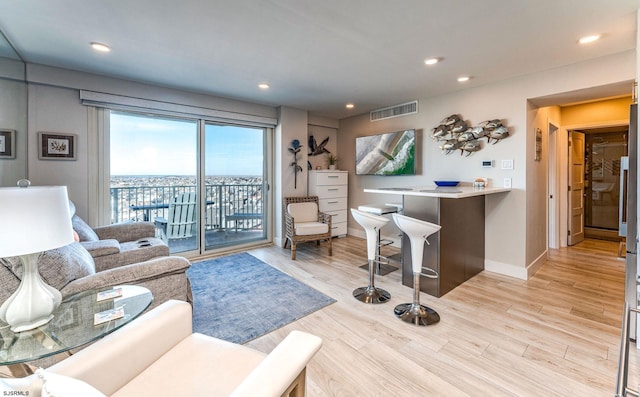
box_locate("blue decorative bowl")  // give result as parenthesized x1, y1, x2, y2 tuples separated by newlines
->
(434, 180, 459, 187)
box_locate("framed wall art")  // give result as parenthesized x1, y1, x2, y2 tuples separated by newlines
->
(0, 129, 16, 159)
(534, 128, 542, 161)
(39, 132, 77, 160)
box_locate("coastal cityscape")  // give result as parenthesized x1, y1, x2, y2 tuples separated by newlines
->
(110, 175, 264, 230)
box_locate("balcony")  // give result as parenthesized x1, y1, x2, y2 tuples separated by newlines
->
(110, 181, 264, 252)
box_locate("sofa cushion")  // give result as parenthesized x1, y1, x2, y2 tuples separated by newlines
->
(112, 333, 266, 397)
(294, 221, 329, 236)
(287, 202, 318, 223)
(37, 243, 96, 290)
(72, 214, 99, 242)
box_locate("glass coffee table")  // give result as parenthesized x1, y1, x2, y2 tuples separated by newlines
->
(0, 285, 152, 375)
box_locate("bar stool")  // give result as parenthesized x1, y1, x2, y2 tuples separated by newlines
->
(385, 202, 403, 264)
(351, 208, 391, 304)
(392, 213, 441, 325)
(357, 204, 398, 275)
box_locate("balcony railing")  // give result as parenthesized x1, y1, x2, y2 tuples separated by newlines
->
(110, 183, 263, 231)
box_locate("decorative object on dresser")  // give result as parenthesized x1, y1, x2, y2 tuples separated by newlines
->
(308, 170, 348, 237)
(283, 196, 332, 260)
(0, 180, 74, 332)
(325, 153, 339, 170)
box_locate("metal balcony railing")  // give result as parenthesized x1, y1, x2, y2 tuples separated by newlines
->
(110, 183, 264, 231)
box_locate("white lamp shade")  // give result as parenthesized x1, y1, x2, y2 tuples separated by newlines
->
(0, 186, 74, 257)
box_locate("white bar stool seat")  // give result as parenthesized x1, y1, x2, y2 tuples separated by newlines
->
(392, 213, 441, 326)
(356, 204, 398, 275)
(351, 208, 391, 304)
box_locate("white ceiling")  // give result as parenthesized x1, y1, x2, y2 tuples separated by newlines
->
(0, 0, 638, 119)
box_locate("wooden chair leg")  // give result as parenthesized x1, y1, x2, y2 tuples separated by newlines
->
(283, 238, 289, 249)
(328, 237, 332, 256)
(291, 241, 297, 260)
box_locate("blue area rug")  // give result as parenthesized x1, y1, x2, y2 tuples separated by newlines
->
(187, 252, 335, 344)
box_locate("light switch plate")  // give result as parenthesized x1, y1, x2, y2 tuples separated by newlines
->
(501, 159, 514, 170)
(504, 178, 512, 188)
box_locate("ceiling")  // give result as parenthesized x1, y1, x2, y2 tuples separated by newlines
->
(0, 0, 638, 119)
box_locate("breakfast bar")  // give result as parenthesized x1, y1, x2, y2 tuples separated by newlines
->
(363, 185, 510, 297)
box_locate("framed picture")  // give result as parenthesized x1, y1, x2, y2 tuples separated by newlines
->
(0, 129, 16, 159)
(39, 132, 77, 160)
(534, 128, 542, 161)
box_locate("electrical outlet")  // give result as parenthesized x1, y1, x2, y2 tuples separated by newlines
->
(504, 178, 512, 188)
(501, 159, 514, 170)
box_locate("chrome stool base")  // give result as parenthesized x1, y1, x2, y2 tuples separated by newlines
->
(353, 286, 391, 304)
(394, 303, 440, 326)
(358, 262, 398, 276)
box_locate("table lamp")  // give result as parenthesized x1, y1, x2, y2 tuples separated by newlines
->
(0, 181, 74, 332)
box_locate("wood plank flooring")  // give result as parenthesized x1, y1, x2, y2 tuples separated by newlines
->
(245, 237, 639, 396)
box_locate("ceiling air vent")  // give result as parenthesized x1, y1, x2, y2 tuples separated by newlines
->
(370, 100, 418, 122)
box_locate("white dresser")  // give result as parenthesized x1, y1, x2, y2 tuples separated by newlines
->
(308, 170, 348, 237)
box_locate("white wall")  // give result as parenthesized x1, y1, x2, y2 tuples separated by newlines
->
(23, 64, 282, 221)
(0, 77, 27, 186)
(338, 50, 636, 279)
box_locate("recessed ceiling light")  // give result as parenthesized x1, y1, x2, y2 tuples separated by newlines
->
(424, 58, 440, 65)
(345, 103, 355, 109)
(258, 83, 270, 90)
(90, 42, 110, 52)
(457, 76, 470, 82)
(578, 34, 601, 44)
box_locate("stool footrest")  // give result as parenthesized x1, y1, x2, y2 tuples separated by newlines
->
(420, 267, 438, 279)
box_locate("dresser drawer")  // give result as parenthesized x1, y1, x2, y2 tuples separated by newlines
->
(319, 197, 347, 212)
(314, 172, 347, 186)
(313, 185, 347, 199)
(323, 209, 347, 224)
(330, 222, 347, 237)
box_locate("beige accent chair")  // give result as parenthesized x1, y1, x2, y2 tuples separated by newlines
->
(283, 196, 332, 260)
(45, 300, 322, 397)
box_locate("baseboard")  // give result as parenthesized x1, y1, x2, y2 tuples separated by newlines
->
(484, 259, 528, 280)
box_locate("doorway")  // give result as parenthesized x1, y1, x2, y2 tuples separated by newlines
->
(584, 128, 628, 240)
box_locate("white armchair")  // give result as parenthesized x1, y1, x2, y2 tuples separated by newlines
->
(45, 300, 322, 396)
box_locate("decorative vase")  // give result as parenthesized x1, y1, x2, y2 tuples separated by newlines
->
(329, 165, 336, 170)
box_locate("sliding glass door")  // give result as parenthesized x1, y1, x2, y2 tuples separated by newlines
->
(109, 111, 269, 255)
(203, 123, 268, 250)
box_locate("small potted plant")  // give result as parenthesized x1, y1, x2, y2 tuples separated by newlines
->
(326, 154, 338, 170)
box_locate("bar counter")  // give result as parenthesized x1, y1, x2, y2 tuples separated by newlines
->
(363, 185, 510, 297)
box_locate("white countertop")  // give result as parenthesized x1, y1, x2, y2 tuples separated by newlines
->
(363, 185, 511, 198)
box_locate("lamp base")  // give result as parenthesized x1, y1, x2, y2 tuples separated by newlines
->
(0, 252, 61, 332)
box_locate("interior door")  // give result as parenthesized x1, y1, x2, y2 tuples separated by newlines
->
(568, 131, 585, 245)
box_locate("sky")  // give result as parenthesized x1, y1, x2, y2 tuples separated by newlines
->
(110, 112, 264, 176)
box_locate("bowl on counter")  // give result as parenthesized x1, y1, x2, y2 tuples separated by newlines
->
(434, 180, 459, 187)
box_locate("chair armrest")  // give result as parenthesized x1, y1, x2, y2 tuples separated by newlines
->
(80, 239, 121, 258)
(47, 300, 193, 396)
(94, 221, 156, 242)
(61, 256, 191, 297)
(318, 212, 332, 226)
(230, 331, 322, 397)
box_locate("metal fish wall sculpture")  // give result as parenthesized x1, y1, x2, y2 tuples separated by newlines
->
(431, 114, 510, 156)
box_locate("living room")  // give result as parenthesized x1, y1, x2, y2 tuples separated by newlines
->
(1, 1, 639, 395)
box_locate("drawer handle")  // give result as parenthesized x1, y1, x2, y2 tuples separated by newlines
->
(328, 188, 339, 191)
(331, 226, 338, 229)
(328, 176, 339, 178)
(328, 201, 338, 204)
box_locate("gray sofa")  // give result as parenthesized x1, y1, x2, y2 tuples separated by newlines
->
(69, 202, 169, 270)
(0, 242, 192, 310)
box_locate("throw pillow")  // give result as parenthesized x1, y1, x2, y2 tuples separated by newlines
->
(37, 369, 106, 397)
(38, 242, 97, 290)
(4, 243, 97, 291)
(72, 215, 99, 242)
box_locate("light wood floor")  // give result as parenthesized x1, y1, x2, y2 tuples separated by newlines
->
(246, 237, 639, 396)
